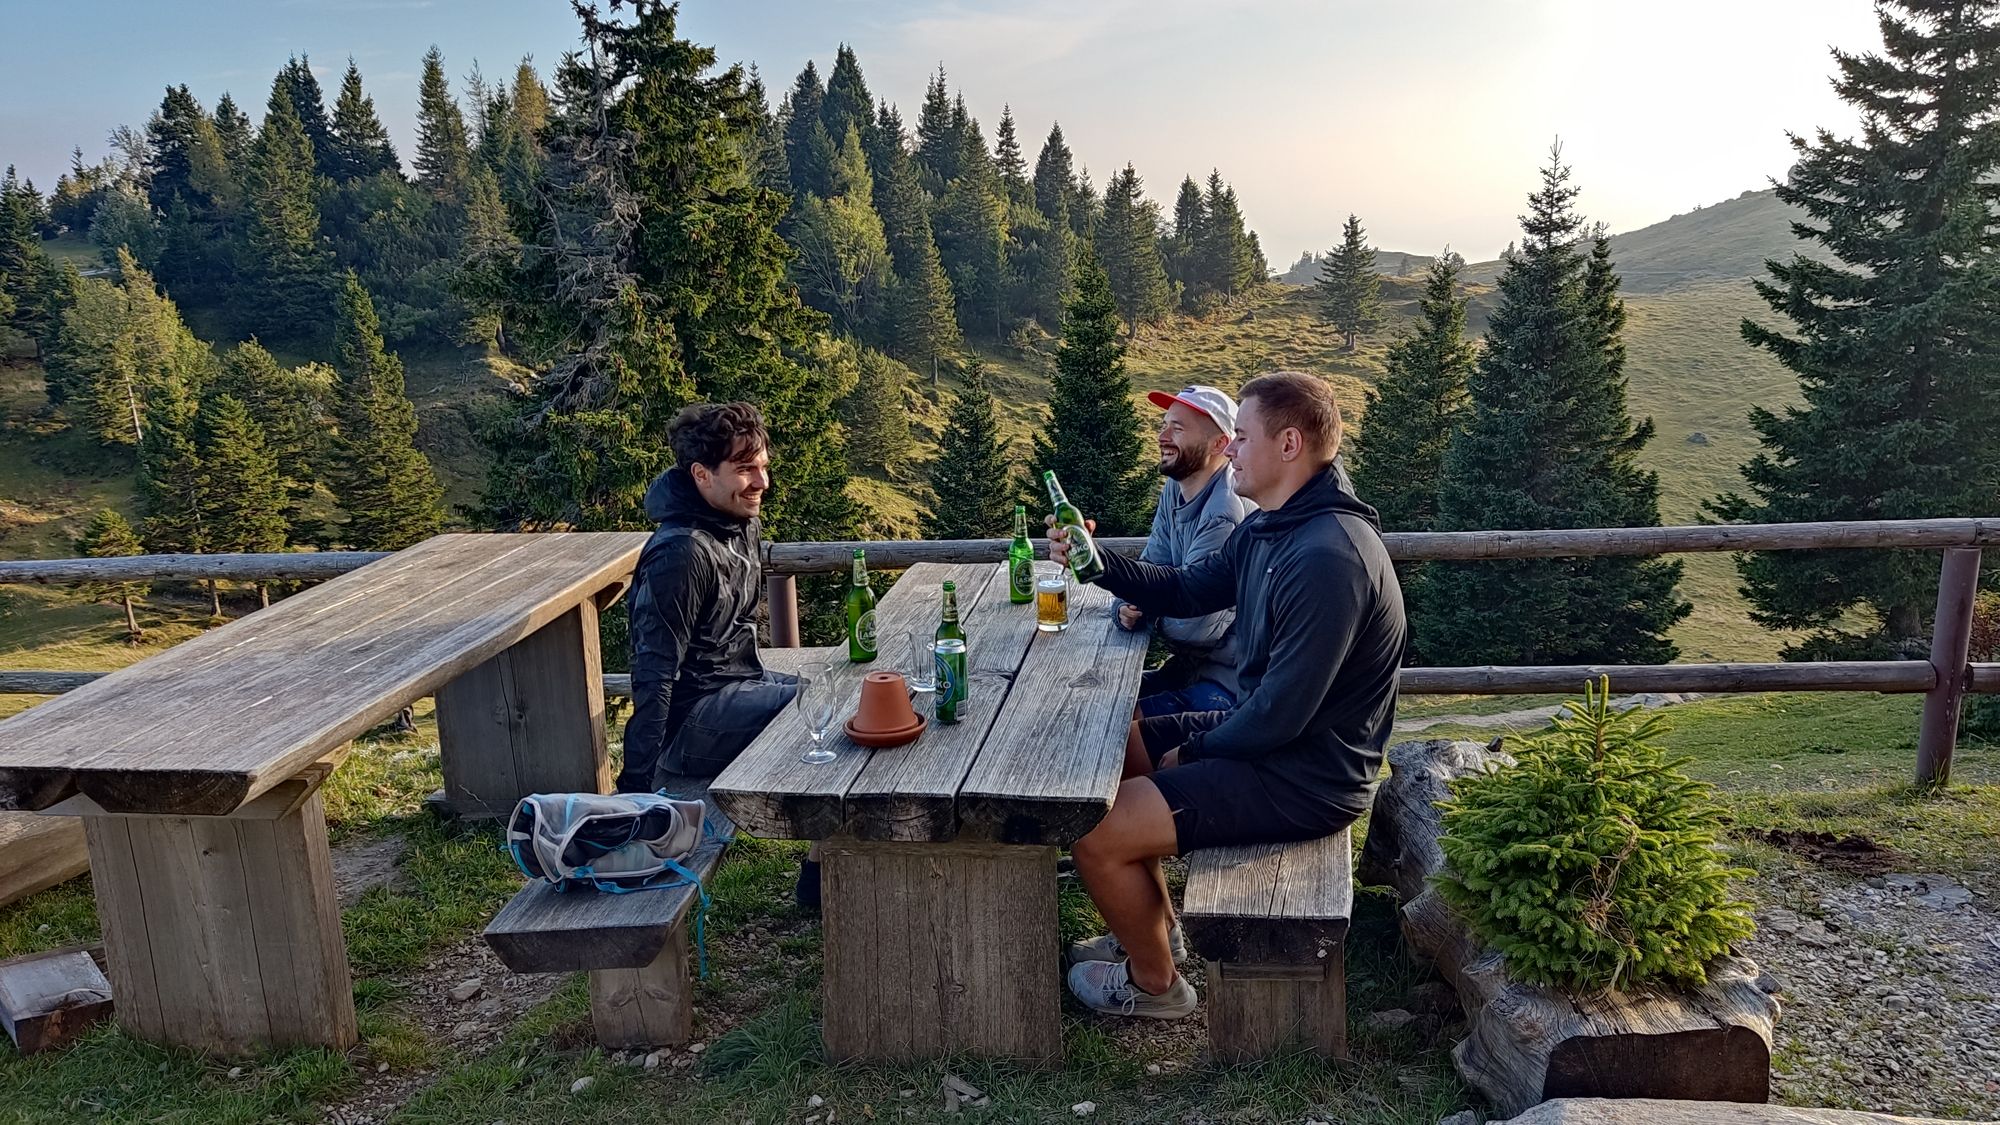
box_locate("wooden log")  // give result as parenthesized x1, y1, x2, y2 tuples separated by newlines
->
(0, 671, 102, 694)
(587, 925, 692, 1049)
(1360, 738, 1779, 1117)
(1203, 953, 1346, 1063)
(767, 537, 1145, 574)
(1973, 663, 2000, 693)
(819, 836, 1060, 1064)
(1397, 661, 1935, 695)
(1490, 1098, 1983, 1125)
(0, 551, 388, 586)
(81, 790, 357, 1054)
(0, 947, 114, 1054)
(766, 574, 801, 649)
(0, 812, 87, 907)
(1916, 548, 1980, 786)
(435, 601, 611, 820)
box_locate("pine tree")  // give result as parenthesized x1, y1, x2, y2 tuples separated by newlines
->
(136, 375, 206, 559)
(75, 509, 149, 642)
(1032, 122, 1075, 229)
(415, 46, 473, 201)
(212, 340, 330, 540)
(925, 359, 1016, 539)
(1709, 0, 2000, 656)
(1350, 253, 1474, 536)
(840, 345, 916, 474)
(820, 45, 874, 160)
(146, 85, 209, 214)
(1028, 251, 1153, 534)
(212, 94, 253, 166)
(242, 81, 334, 342)
(0, 168, 50, 347)
(477, 0, 858, 551)
(863, 100, 906, 188)
(1317, 213, 1381, 349)
(743, 69, 792, 197)
(329, 273, 445, 549)
(512, 57, 551, 138)
(50, 250, 212, 450)
(877, 148, 962, 372)
(196, 393, 290, 602)
(935, 119, 1009, 339)
(993, 105, 1030, 206)
(783, 60, 834, 199)
(278, 55, 340, 180)
(915, 67, 959, 190)
(790, 126, 892, 336)
(1200, 172, 1257, 298)
(1096, 165, 1171, 335)
(1419, 149, 1687, 665)
(329, 60, 401, 181)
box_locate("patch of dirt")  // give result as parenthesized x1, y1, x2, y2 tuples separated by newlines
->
(1760, 829, 1908, 876)
(332, 835, 408, 909)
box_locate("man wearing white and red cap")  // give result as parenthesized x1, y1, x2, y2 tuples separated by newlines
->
(1117, 385, 1253, 718)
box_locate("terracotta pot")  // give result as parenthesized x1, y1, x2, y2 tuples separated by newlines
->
(852, 670, 919, 734)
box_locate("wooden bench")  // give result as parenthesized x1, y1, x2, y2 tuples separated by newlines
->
(0, 532, 647, 1054)
(1182, 826, 1352, 1062)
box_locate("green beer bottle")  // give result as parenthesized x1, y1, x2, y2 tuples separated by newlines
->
(1007, 504, 1035, 604)
(1044, 470, 1105, 583)
(845, 548, 878, 663)
(933, 581, 968, 723)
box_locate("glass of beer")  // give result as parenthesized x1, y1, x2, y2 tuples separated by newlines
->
(1035, 564, 1069, 632)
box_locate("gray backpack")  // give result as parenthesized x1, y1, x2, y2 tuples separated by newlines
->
(506, 792, 707, 893)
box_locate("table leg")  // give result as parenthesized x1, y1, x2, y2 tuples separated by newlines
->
(821, 836, 1061, 1064)
(436, 601, 611, 818)
(80, 791, 357, 1054)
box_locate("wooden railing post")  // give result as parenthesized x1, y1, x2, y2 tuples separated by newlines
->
(1916, 547, 1981, 787)
(767, 575, 801, 649)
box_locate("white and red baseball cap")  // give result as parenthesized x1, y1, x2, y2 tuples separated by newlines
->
(1146, 385, 1238, 433)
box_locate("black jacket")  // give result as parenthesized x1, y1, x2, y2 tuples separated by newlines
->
(1096, 464, 1407, 815)
(623, 469, 767, 784)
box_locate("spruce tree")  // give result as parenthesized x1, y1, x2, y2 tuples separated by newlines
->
(877, 148, 961, 373)
(1709, 0, 2000, 656)
(935, 119, 1009, 339)
(1419, 150, 1687, 665)
(136, 376, 207, 560)
(329, 60, 401, 181)
(790, 126, 892, 336)
(476, 0, 858, 550)
(744, 70, 792, 197)
(52, 250, 212, 450)
(1317, 213, 1381, 349)
(212, 94, 253, 166)
(75, 509, 149, 642)
(819, 45, 874, 160)
(146, 85, 209, 214)
(993, 106, 1030, 206)
(783, 60, 834, 199)
(243, 81, 334, 341)
(1350, 253, 1474, 535)
(415, 46, 473, 201)
(1167, 174, 1207, 308)
(1096, 165, 1171, 335)
(863, 100, 906, 188)
(196, 393, 290, 600)
(329, 273, 445, 549)
(278, 55, 340, 180)
(512, 57, 551, 138)
(1200, 172, 1257, 298)
(840, 345, 916, 474)
(1032, 122, 1075, 228)
(1028, 251, 1152, 534)
(914, 67, 959, 189)
(925, 359, 1016, 539)
(213, 340, 330, 540)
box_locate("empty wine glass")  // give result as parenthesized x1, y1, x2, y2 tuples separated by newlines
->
(797, 661, 839, 765)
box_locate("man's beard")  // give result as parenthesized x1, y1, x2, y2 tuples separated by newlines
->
(1160, 446, 1214, 482)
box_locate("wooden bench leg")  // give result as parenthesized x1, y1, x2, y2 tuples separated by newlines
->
(587, 924, 691, 1049)
(1204, 948, 1347, 1063)
(436, 601, 610, 819)
(821, 837, 1060, 1064)
(80, 791, 357, 1054)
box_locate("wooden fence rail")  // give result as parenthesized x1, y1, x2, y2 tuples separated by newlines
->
(0, 517, 1991, 784)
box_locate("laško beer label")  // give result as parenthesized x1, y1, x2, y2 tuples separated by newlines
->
(855, 609, 877, 652)
(1061, 524, 1095, 570)
(1009, 557, 1033, 599)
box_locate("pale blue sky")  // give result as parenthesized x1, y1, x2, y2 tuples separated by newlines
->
(1, 0, 1885, 260)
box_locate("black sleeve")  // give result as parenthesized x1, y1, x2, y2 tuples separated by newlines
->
(1183, 548, 1365, 762)
(622, 536, 714, 767)
(1094, 532, 1238, 619)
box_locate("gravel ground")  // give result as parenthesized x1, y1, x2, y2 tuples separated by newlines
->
(1748, 862, 2000, 1119)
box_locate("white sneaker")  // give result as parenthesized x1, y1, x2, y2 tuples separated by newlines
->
(1066, 959, 1198, 1019)
(1065, 926, 1188, 966)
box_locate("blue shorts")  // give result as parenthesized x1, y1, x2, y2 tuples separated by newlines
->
(1135, 676, 1236, 720)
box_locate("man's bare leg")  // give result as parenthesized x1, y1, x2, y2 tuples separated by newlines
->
(1119, 720, 1175, 926)
(1071, 776, 1181, 994)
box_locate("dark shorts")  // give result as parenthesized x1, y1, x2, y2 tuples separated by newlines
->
(1136, 711, 1365, 855)
(657, 671, 799, 780)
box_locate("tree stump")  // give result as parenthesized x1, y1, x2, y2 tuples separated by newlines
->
(1359, 739, 1780, 1117)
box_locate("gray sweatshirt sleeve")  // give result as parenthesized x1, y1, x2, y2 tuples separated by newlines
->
(1155, 514, 1239, 650)
(1112, 485, 1172, 631)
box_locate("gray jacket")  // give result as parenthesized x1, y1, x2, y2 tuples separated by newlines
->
(1116, 466, 1251, 694)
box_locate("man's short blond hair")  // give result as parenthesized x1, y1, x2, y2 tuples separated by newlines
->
(1239, 371, 1343, 462)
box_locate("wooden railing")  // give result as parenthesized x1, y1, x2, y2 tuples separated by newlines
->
(0, 518, 1992, 785)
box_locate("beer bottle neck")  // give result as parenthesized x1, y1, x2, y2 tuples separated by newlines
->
(851, 556, 867, 585)
(1013, 509, 1028, 539)
(940, 591, 958, 622)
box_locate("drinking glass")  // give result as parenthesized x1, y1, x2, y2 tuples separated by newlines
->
(1036, 563, 1070, 633)
(797, 661, 839, 764)
(905, 631, 937, 693)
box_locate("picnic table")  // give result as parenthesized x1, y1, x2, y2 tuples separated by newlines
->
(710, 561, 1149, 1064)
(0, 532, 646, 1054)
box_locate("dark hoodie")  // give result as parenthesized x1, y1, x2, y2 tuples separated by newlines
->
(621, 468, 768, 790)
(1095, 463, 1407, 816)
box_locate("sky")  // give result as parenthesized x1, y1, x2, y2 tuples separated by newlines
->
(0, 0, 1888, 261)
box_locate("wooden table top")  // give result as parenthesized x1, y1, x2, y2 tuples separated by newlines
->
(0, 533, 647, 818)
(711, 561, 1149, 846)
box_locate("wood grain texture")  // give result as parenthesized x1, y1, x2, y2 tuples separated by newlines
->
(1204, 952, 1347, 1062)
(80, 792, 356, 1054)
(844, 567, 1040, 842)
(1183, 828, 1353, 964)
(956, 579, 1148, 845)
(437, 601, 610, 819)
(1491, 1098, 1978, 1125)
(0, 948, 114, 1054)
(0, 533, 645, 815)
(587, 925, 693, 1049)
(819, 837, 1060, 1064)
(710, 564, 1000, 840)
(0, 812, 86, 907)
